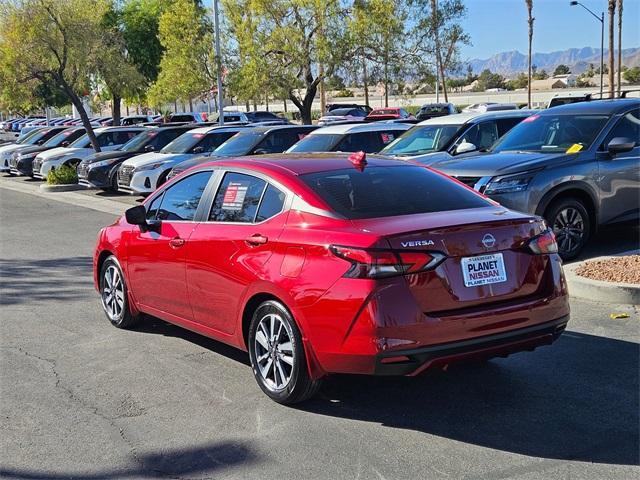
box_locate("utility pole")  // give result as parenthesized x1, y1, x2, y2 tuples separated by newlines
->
(213, 0, 224, 125)
(570, 2, 605, 98)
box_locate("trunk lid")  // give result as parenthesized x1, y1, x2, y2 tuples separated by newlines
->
(350, 207, 551, 313)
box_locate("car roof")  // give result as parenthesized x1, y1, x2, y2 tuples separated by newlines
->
(96, 126, 147, 132)
(189, 125, 250, 134)
(311, 122, 413, 134)
(197, 152, 410, 176)
(234, 125, 317, 134)
(417, 109, 533, 126)
(541, 98, 639, 115)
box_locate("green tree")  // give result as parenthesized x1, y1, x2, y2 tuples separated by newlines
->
(553, 64, 571, 76)
(533, 69, 548, 80)
(349, 0, 406, 107)
(224, 0, 350, 124)
(409, 0, 470, 102)
(148, 0, 215, 107)
(0, 0, 115, 151)
(623, 66, 640, 84)
(474, 69, 505, 91)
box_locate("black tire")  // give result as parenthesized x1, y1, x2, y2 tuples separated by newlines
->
(99, 255, 139, 329)
(105, 171, 119, 192)
(248, 300, 322, 404)
(545, 197, 591, 261)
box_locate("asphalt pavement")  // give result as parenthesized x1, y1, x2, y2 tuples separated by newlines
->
(1, 186, 638, 480)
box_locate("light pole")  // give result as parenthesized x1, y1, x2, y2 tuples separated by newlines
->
(570, 1, 604, 98)
(213, 0, 224, 125)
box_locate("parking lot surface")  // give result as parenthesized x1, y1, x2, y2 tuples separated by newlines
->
(1, 187, 638, 480)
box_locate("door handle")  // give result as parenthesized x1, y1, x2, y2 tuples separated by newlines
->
(245, 234, 268, 246)
(169, 236, 186, 249)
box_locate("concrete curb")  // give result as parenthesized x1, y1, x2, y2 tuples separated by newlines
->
(39, 183, 85, 192)
(1, 176, 127, 216)
(564, 254, 640, 305)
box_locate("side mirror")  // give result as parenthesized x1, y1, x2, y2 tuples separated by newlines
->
(607, 137, 635, 155)
(455, 141, 477, 155)
(36, 140, 44, 145)
(144, 144, 155, 152)
(252, 148, 270, 155)
(192, 146, 205, 154)
(60, 141, 70, 147)
(125, 205, 147, 226)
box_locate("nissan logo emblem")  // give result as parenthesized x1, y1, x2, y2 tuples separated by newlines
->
(482, 233, 496, 249)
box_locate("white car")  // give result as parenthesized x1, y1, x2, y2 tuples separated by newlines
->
(32, 126, 146, 179)
(0, 127, 63, 172)
(117, 125, 248, 195)
(286, 122, 412, 153)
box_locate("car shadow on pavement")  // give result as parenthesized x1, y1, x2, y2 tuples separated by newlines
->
(0, 440, 258, 479)
(570, 223, 640, 264)
(0, 256, 93, 306)
(298, 331, 639, 466)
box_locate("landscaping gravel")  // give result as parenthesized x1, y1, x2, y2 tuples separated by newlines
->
(575, 255, 640, 285)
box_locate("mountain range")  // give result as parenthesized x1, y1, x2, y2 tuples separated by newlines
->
(468, 47, 640, 76)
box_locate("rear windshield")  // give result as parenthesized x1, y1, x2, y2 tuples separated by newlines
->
(300, 166, 489, 219)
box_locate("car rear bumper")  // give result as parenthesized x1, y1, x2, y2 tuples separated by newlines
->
(373, 315, 568, 375)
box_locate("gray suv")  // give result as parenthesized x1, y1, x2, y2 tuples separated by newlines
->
(430, 99, 640, 259)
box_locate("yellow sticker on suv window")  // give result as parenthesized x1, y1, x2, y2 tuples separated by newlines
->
(566, 143, 583, 153)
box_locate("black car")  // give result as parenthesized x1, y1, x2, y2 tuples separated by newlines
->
(416, 103, 457, 121)
(9, 127, 86, 176)
(244, 110, 289, 125)
(77, 125, 196, 191)
(326, 103, 373, 114)
(167, 125, 318, 179)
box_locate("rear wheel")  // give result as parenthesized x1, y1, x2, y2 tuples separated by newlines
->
(99, 256, 139, 328)
(248, 300, 322, 404)
(545, 197, 591, 261)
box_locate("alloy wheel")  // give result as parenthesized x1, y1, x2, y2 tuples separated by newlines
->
(552, 207, 585, 257)
(102, 265, 125, 321)
(254, 313, 295, 391)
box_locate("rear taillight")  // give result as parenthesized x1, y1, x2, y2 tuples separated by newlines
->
(527, 229, 558, 254)
(330, 245, 445, 279)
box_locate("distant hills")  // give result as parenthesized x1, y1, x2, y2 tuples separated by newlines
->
(468, 47, 640, 76)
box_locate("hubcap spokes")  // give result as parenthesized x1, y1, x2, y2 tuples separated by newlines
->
(255, 313, 294, 391)
(553, 207, 585, 255)
(102, 265, 124, 321)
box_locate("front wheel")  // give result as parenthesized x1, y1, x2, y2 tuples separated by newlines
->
(546, 197, 591, 261)
(248, 300, 322, 404)
(99, 256, 139, 328)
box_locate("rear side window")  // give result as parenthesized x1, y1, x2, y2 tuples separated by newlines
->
(496, 117, 525, 137)
(194, 131, 237, 152)
(154, 171, 211, 221)
(254, 130, 302, 153)
(256, 185, 286, 221)
(300, 166, 489, 219)
(209, 172, 267, 222)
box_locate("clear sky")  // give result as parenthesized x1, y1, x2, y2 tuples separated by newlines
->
(460, 0, 640, 59)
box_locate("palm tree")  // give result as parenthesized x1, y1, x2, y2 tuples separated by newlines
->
(608, 0, 616, 98)
(617, 0, 623, 96)
(526, 0, 534, 108)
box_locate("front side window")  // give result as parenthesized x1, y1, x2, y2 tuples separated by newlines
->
(209, 172, 267, 223)
(193, 131, 238, 153)
(154, 171, 212, 221)
(212, 132, 263, 157)
(287, 133, 342, 153)
(457, 121, 499, 150)
(161, 132, 205, 154)
(602, 109, 640, 148)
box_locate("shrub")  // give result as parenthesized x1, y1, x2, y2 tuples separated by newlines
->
(47, 164, 78, 185)
(334, 89, 354, 98)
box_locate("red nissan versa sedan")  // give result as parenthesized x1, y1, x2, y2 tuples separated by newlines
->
(93, 152, 570, 404)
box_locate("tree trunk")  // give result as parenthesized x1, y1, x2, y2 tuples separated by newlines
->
(617, 0, 623, 96)
(431, 0, 448, 103)
(439, 61, 448, 102)
(527, 1, 534, 108)
(112, 96, 121, 126)
(608, 0, 616, 98)
(283, 97, 287, 113)
(290, 84, 317, 125)
(245, 100, 250, 111)
(362, 55, 369, 107)
(189, 98, 193, 111)
(59, 78, 100, 152)
(319, 63, 326, 113)
(384, 51, 389, 107)
(265, 94, 269, 111)
(252, 99, 257, 111)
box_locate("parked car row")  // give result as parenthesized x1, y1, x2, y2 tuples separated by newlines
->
(3, 98, 638, 261)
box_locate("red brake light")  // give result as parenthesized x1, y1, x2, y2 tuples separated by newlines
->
(527, 229, 558, 254)
(330, 245, 444, 279)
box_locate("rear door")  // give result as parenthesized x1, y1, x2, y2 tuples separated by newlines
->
(126, 170, 213, 319)
(186, 170, 289, 334)
(597, 108, 640, 224)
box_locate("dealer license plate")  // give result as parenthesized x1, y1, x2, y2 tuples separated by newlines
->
(461, 253, 507, 287)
